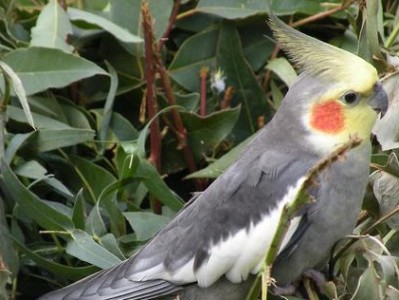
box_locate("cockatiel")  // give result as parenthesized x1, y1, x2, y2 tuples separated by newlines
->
(39, 16, 388, 300)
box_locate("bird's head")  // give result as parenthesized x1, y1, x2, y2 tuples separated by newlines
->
(269, 17, 388, 153)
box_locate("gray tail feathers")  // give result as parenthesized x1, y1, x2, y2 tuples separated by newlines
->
(37, 264, 182, 300)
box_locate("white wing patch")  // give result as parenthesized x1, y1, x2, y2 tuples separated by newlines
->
(166, 176, 307, 288)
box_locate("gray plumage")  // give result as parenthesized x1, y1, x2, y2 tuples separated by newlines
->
(38, 71, 387, 300)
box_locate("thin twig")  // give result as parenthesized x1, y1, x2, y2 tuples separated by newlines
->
(158, 0, 181, 51)
(365, 205, 399, 234)
(289, 0, 357, 28)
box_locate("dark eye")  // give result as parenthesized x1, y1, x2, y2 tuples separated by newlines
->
(341, 91, 360, 105)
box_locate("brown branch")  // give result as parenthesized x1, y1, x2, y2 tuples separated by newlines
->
(158, 0, 181, 51)
(142, 1, 162, 213)
(364, 205, 399, 234)
(289, 0, 357, 28)
(154, 42, 205, 191)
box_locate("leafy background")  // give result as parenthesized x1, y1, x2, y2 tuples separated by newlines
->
(0, 0, 399, 299)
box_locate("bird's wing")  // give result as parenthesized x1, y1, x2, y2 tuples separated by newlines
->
(40, 129, 318, 300)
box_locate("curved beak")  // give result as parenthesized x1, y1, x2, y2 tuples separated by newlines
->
(370, 83, 388, 118)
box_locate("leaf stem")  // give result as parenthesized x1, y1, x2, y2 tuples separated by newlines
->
(385, 21, 399, 48)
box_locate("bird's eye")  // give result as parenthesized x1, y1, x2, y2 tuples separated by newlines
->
(341, 91, 360, 105)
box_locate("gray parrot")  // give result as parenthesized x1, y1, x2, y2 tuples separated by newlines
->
(38, 17, 388, 300)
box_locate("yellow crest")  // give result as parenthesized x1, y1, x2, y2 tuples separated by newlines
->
(268, 16, 378, 92)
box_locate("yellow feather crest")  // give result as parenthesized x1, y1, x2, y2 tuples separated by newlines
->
(268, 16, 378, 92)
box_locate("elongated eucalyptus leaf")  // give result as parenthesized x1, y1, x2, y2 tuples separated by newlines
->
(0, 61, 35, 128)
(0, 159, 74, 231)
(68, 7, 142, 43)
(99, 61, 118, 150)
(124, 212, 171, 241)
(30, 0, 74, 52)
(3, 47, 107, 95)
(13, 237, 98, 280)
(195, 0, 269, 19)
(135, 159, 184, 211)
(181, 106, 241, 159)
(30, 128, 95, 153)
(186, 135, 252, 179)
(66, 229, 122, 269)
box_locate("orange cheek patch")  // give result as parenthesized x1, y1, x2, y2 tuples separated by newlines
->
(310, 100, 344, 134)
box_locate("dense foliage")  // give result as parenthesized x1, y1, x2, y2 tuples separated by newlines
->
(1, 0, 399, 299)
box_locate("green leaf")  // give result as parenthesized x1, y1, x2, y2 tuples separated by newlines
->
(124, 212, 170, 241)
(370, 154, 399, 230)
(99, 233, 126, 260)
(3, 47, 108, 95)
(69, 155, 117, 202)
(270, 0, 325, 16)
(0, 223, 19, 276)
(117, 144, 140, 179)
(85, 205, 107, 237)
(216, 22, 272, 139)
(92, 109, 139, 143)
(181, 106, 241, 159)
(30, 0, 74, 52)
(97, 180, 129, 237)
(4, 132, 35, 164)
(240, 22, 275, 71)
(66, 229, 122, 269)
(350, 263, 381, 300)
(365, 0, 383, 60)
(13, 237, 98, 280)
(0, 158, 74, 232)
(0, 60, 35, 129)
(195, 0, 269, 19)
(72, 189, 86, 230)
(68, 7, 143, 44)
(109, 0, 173, 55)
(14, 160, 47, 179)
(187, 135, 252, 179)
(265, 57, 298, 87)
(7, 105, 69, 129)
(270, 79, 284, 109)
(26, 128, 95, 153)
(99, 61, 118, 150)
(57, 98, 93, 129)
(169, 25, 219, 92)
(135, 159, 184, 211)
